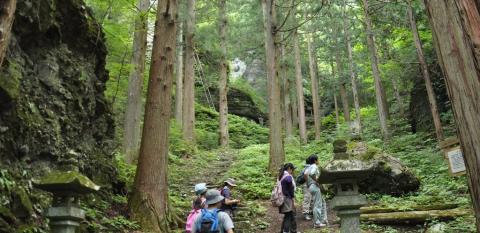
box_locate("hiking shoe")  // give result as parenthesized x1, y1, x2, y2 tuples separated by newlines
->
(304, 215, 312, 220)
(313, 223, 326, 228)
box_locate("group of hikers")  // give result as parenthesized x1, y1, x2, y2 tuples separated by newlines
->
(184, 154, 327, 233)
(186, 178, 239, 233)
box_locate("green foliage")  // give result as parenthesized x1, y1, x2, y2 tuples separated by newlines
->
(0, 169, 15, 192)
(170, 121, 197, 157)
(230, 79, 267, 112)
(114, 154, 136, 191)
(195, 104, 269, 149)
(226, 138, 333, 200)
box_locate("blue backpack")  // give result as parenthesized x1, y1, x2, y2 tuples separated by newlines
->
(197, 209, 220, 233)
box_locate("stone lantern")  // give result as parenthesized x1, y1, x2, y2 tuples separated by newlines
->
(34, 170, 100, 233)
(319, 139, 373, 233)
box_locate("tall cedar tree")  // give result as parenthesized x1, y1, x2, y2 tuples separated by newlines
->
(407, 0, 443, 142)
(423, 1, 480, 230)
(293, 29, 308, 144)
(281, 39, 293, 137)
(343, 0, 362, 135)
(307, 35, 321, 140)
(218, 0, 229, 147)
(333, 22, 351, 124)
(123, 0, 150, 164)
(175, 22, 184, 126)
(262, 0, 285, 173)
(183, 0, 196, 142)
(128, 0, 177, 231)
(0, 0, 16, 67)
(362, 0, 389, 139)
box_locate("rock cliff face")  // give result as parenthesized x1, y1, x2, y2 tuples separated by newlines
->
(0, 0, 116, 230)
(0, 0, 115, 179)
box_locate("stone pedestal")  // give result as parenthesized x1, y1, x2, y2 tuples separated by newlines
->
(47, 206, 85, 233)
(331, 194, 367, 233)
(330, 180, 367, 233)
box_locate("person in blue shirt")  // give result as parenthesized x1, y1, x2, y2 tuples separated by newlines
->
(220, 178, 240, 217)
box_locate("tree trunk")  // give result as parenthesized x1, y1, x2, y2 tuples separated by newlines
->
(361, 208, 471, 224)
(281, 40, 293, 137)
(334, 24, 351, 125)
(331, 61, 340, 128)
(391, 75, 404, 116)
(339, 82, 350, 123)
(307, 36, 321, 140)
(218, 0, 229, 148)
(408, 0, 444, 142)
(0, 0, 16, 67)
(262, 0, 285, 174)
(423, 1, 480, 230)
(123, 0, 149, 164)
(343, 3, 362, 135)
(362, 0, 389, 139)
(128, 0, 177, 231)
(183, 0, 196, 142)
(293, 29, 307, 144)
(291, 93, 299, 131)
(175, 22, 184, 126)
(334, 94, 340, 128)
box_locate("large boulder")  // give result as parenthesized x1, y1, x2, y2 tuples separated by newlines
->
(197, 86, 267, 123)
(349, 142, 420, 196)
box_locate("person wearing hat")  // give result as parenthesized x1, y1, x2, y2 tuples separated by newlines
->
(186, 183, 209, 233)
(278, 163, 298, 233)
(193, 183, 208, 209)
(191, 189, 234, 233)
(220, 178, 240, 217)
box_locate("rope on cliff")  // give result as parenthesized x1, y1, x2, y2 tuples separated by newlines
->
(194, 50, 215, 110)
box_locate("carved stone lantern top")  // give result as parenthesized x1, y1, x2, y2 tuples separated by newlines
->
(34, 170, 100, 197)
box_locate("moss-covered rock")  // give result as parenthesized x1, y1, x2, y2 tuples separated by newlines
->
(34, 170, 100, 195)
(11, 188, 33, 218)
(348, 142, 420, 196)
(196, 86, 267, 123)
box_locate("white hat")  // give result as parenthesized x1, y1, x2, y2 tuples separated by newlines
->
(194, 183, 207, 195)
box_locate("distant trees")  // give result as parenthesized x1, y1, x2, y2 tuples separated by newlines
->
(183, 0, 196, 142)
(123, 0, 149, 164)
(0, 0, 16, 67)
(261, 0, 285, 173)
(128, 0, 177, 231)
(218, 0, 229, 147)
(423, 1, 480, 230)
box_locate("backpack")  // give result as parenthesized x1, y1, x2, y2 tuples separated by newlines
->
(271, 175, 288, 207)
(185, 209, 201, 233)
(295, 167, 308, 185)
(197, 209, 220, 233)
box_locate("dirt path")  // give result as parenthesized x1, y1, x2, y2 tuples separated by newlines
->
(261, 200, 339, 233)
